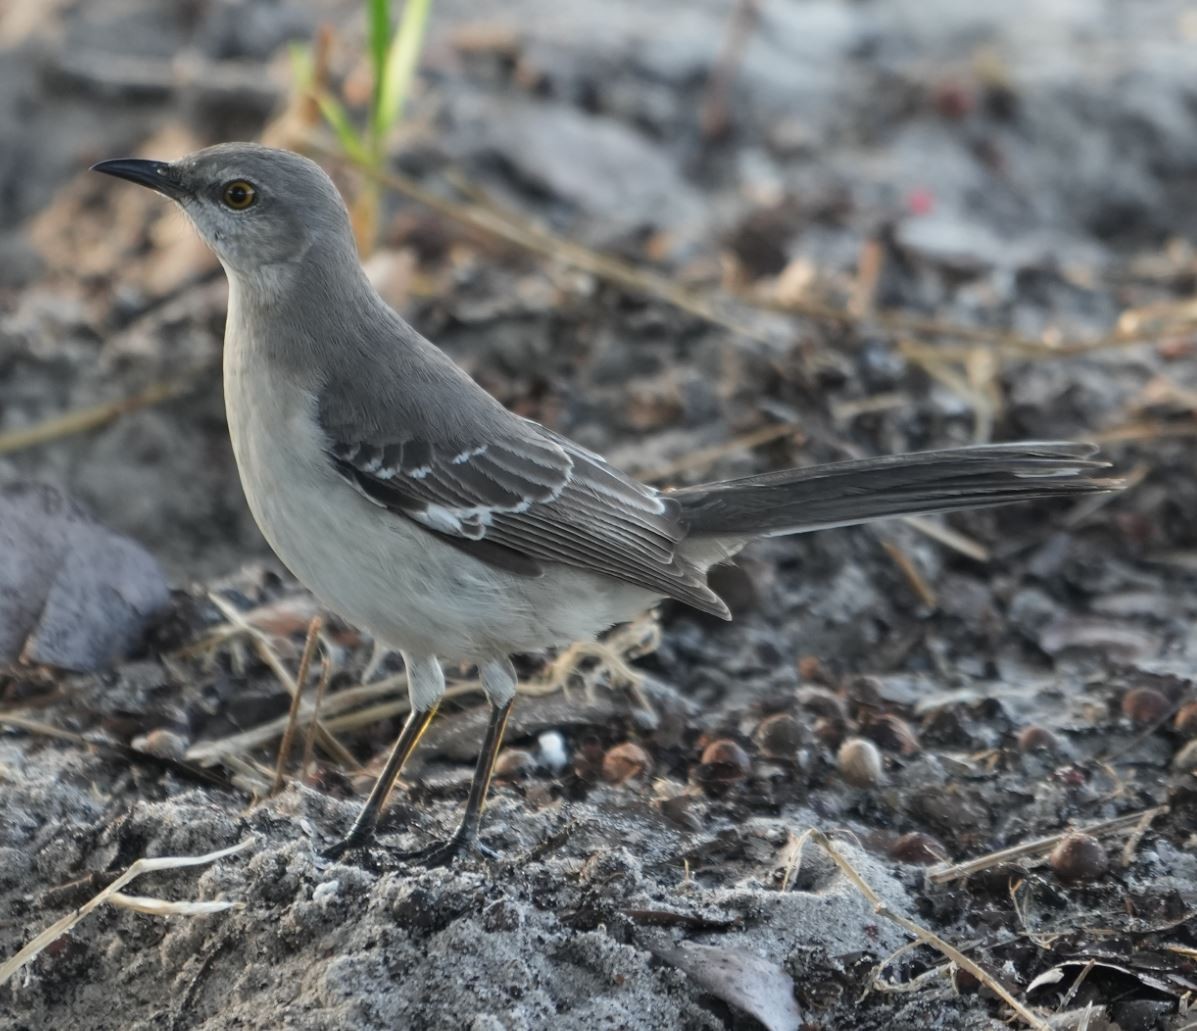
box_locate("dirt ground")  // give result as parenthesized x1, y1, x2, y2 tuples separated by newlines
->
(3, 1, 1197, 1028)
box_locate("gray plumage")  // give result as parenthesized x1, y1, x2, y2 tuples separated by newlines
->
(93, 143, 1117, 862)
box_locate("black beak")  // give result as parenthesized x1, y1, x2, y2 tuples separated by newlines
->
(91, 158, 189, 199)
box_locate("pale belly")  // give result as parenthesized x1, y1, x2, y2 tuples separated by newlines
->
(222, 349, 657, 660)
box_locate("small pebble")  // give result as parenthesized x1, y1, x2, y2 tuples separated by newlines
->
(838, 737, 883, 788)
(602, 742, 652, 785)
(1049, 832, 1108, 883)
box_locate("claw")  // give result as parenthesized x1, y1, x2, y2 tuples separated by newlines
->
(396, 833, 499, 867)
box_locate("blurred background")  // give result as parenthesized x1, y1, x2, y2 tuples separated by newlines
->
(4, 2, 1197, 1028)
(2, 0, 1194, 587)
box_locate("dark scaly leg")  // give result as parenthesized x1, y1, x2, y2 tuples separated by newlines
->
(400, 658, 517, 866)
(322, 653, 443, 858)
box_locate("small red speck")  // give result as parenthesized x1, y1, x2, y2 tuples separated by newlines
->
(907, 189, 934, 216)
(1053, 765, 1088, 787)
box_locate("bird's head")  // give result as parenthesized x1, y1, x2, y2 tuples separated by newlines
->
(92, 143, 356, 282)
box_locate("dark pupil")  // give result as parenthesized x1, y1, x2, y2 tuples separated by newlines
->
(229, 185, 247, 205)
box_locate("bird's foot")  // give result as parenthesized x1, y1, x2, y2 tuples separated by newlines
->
(396, 831, 499, 868)
(320, 828, 374, 862)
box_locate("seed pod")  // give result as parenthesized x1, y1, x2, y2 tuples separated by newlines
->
(1121, 687, 1170, 725)
(659, 793, 702, 832)
(493, 748, 535, 781)
(755, 713, 804, 759)
(1172, 738, 1197, 773)
(1174, 702, 1197, 737)
(837, 737, 883, 788)
(864, 713, 920, 756)
(890, 832, 948, 866)
(797, 655, 830, 684)
(602, 742, 652, 785)
(1049, 832, 1108, 883)
(572, 734, 605, 781)
(131, 728, 188, 760)
(795, 686, 847, 722)
(698, 739, 752, 786)
(1017, 725, 1061, 754)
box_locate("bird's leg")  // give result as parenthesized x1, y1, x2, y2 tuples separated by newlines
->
(400, 658, 517, 867)
(322, 653, 444, 859)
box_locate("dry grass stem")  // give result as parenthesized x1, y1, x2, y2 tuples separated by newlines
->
(0, 839, 251, 987)
(269, 616, 323, 795)
(207, 593, 359, 771)
(634, 422, 802, 483)
(800, 828, 1050, 1030)
(108, 892, 243, 917)
(300, 654, 334, 782)
(899, 515, 990, 562)
(880, 540, 938, 608)
(928, 805, 1169, 884)
(0, 375, 200, 456)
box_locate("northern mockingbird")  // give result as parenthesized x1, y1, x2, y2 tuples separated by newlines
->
(94, 144, 1115, 865)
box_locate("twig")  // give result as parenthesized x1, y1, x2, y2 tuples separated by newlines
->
(802, 828, 1050, 1030)
(300, 654, 333, 782)
(0, 713, 232, 790)
(632, 421, 802, 483)
(0, 376, 201, 456)
(310, 144, 778, 346)
(699, 0, 759, 139)
(0, 839, 252, 986)
(880, 540, 938, 609)
(269, 616, 323, 795)
(207, 594, 360, 771)
(927, 805, 1169, 884)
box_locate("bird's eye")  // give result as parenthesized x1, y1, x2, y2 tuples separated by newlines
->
(221, 180, 257, 210)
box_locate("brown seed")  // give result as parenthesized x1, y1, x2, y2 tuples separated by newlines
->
(131, 728, 188, 760)
(890, 832, 948, 866)
(493, 748, 535, 781)
(1017, 725, 1061, 754)
(602, 742, 652, 785)
(698, 739, 752, 785)
(797, 655, 830, 684)
(1174, 702, 1197, 737)
(659, 794, 702, 832)
(795, 686, 848, 722)
(1172, 738, 1197, 772)
(864, 713, 920, 756)
(1049, 832, 1108, 883)
(1121, 687, 1170, 725)
(755, 713, 804, 759)
(837, 737, 883, 788)
(813, 716, 846, 748)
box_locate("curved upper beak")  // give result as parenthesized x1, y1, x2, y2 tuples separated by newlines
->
(91, 158, 189, 200)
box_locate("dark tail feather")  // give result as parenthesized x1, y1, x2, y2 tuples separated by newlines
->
(675, 442, 1118, 539)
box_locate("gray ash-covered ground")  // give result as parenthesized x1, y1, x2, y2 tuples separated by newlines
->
(3, 1, 1197, 1028)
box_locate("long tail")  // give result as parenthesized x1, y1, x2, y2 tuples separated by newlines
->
(674, 442, 1117, 539)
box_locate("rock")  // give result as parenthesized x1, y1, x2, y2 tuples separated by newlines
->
(0, 482, 169, 671)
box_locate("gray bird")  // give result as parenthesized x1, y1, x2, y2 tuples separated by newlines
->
(94, 144, 1115, 865)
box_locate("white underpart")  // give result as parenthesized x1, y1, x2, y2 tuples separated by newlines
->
(404, 652, 446, 711)
(479, 657, 517, 705)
